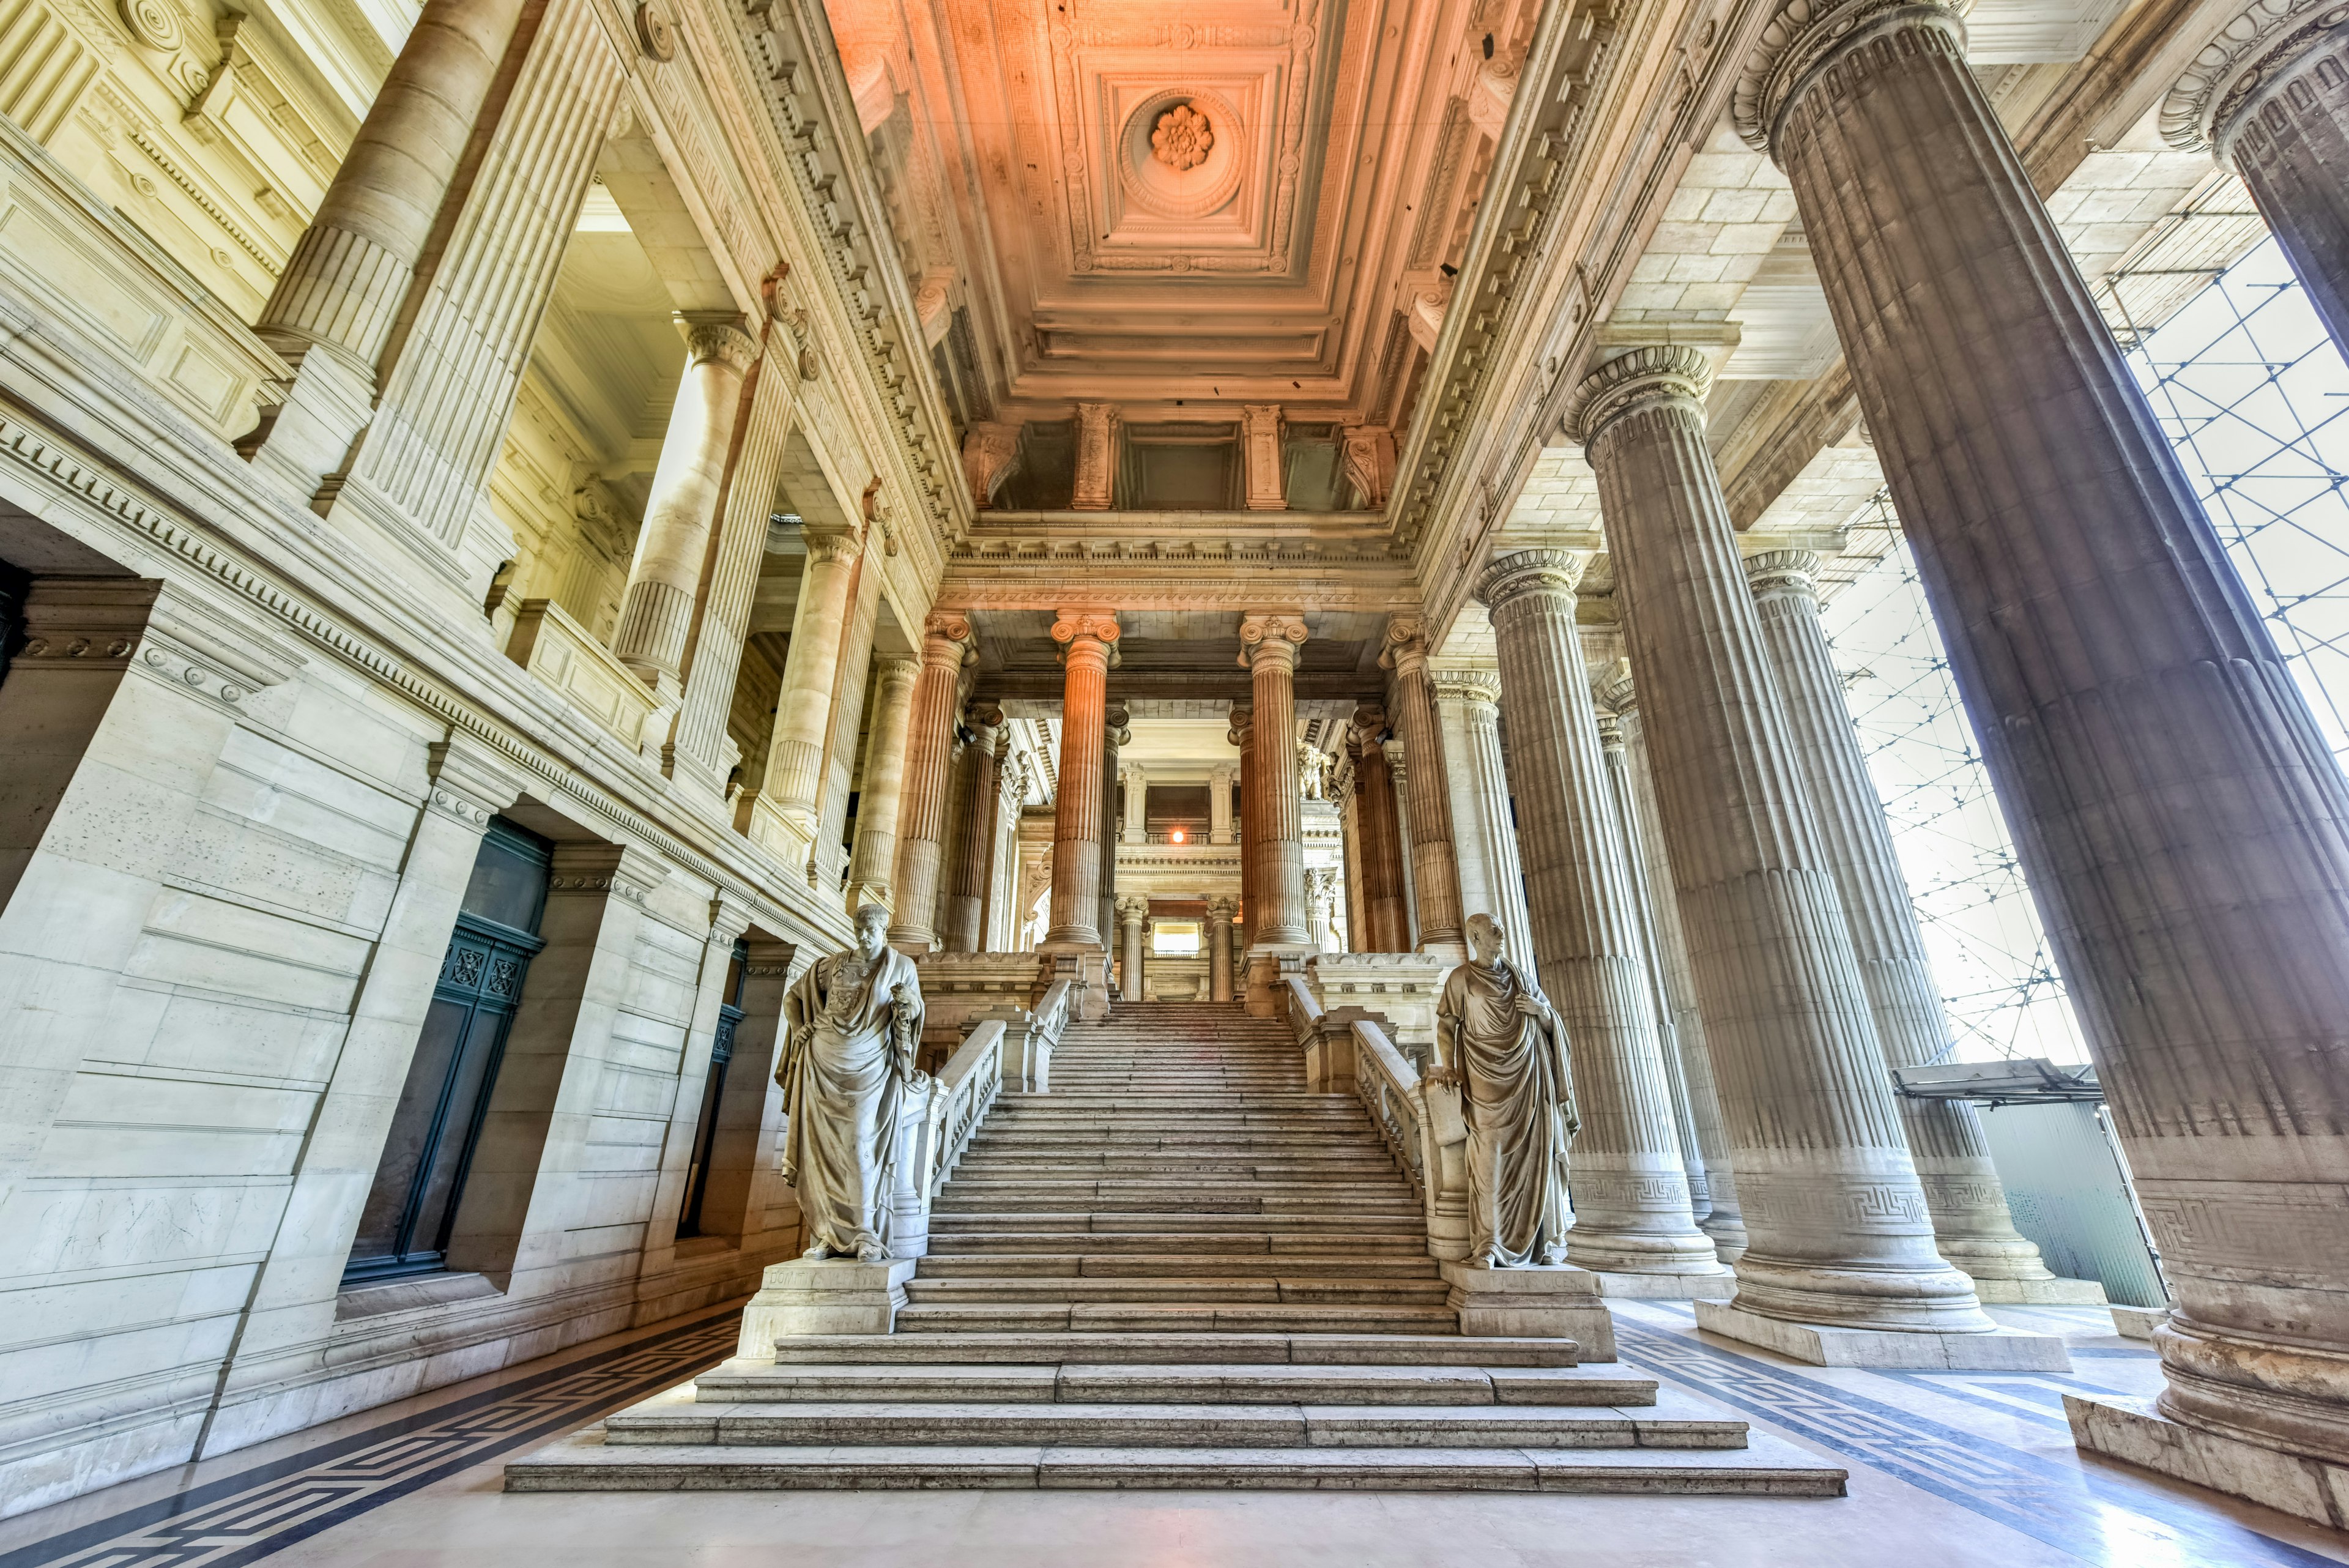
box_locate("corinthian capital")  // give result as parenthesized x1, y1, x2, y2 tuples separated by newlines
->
(1731, 0, 1969, 157)
(1561, 346, 1713, 448)
(678, 313, 761, 372)
(1476, 548, 1587, 611)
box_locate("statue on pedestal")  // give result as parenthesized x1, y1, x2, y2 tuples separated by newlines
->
(1431, 913, 1579, 1266)
(777, 904, 926, 1261)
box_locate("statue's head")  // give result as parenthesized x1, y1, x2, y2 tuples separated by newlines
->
(1466, 913, 1507, 966)
(853, 903, 891, 959)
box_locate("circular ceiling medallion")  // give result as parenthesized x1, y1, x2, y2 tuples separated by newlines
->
(1118, 89, 1244, 221)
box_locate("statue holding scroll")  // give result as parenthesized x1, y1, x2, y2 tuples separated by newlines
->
(777, 904, 926, 1261)
(1431, 913, 1579, 1267)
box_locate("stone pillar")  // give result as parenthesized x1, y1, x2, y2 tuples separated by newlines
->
(1386, 739, 1420, 946)
(1565, 347, 2006, 1356)
(2167, 4, 2349, 365)
(755, 527, 867, 862)
(1230, 705, 1258, 953)
(1746, 549, 2083, 1299)
(810, 548, 887, 902)
(1349, 711, 1409, 952)
(1241, 404, 1286, 510)
(1475, 549, 1723, 1285)
(1380, 618, 1467, 958)
(1209, 764, 1236, 844)
(886, 614, 971, 951)
(1338, 770, 1367, 953)
(1121, 762, 1148, 844)
(611, 321, 760, 699)
(1239, 614, 1311, 952)
(1601, 668, 1749, 1261)
(1044, 611, 1118, 948)
(847, 659, 919, 911)
(1099, 704, 1129, 959)
(1118, 896, 1149, 1003)
(1750, 0, 2348, 1429)
(1071, 402, 1119, 510)
(940, 704, 1004, 953)
(1304, 868, 1343, 953)
(1432, 670, 1537, 982)
(247, 0, 530, 494)
(1208, 895, 1237, 1001)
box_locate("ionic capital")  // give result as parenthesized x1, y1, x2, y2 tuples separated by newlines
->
(1052, 608, 1121, 652)
(1477, 548, 1587, 612)
(1431, 667, 1504, 707)
(875, 656, 921, 693)
(1238, 612, 1310, 671)
(1593, 663, 1638, 718)
(1104, 700, 1132, 746)
(678, 313, 761, 373)
(1378, 615, 1431, 677)
(1228, 702, 1255, 748)
(1562, 346, 1713, 448)
(2161, 0, 2349, 157)
(804, 526, 866, 567)
(1732, 0, 1969, 158)
(1116, 894, 1149, 923)
(1744, 548, 1824, 605)
(965, 700, 1006, 735)
(1349, 702, 1390, 754)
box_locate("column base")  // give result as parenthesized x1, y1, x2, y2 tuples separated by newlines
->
(736, 1258, 916, 1354)
(1440, 1261, 1616, 1359)
(2110, 1304, 2169, 1340)
(1590, 1266, 1737, 1300)
(1694, 1299, 2070, 1370)
(1967, 1274, 2109, 1306)
(2066, 1393, 2349, 1528)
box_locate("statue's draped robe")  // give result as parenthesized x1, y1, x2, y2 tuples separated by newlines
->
(777, 945, 924, 1257)
(1438, 957, 1578, 1266)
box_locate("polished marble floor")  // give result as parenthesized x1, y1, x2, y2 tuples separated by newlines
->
(4, 1299, 2343, 1568)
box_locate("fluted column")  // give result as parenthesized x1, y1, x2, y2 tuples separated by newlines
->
(2167, 1, 2349, 364)
(1747, 549, 2066, 1290)
(1350, 712, 1409, 952)
(1118, 896, 1149, 1002)
(887, 614, 972, 952)
(1381, 619, 1467, 956)
(1567, 347, 1987, 1336)
(754, 527, 867, 853)
(1476, 549, 1723, 1279)
(1044, 611, 1118, 949)
(1208, 896, 1237, 1001)
(1433, 670, 1536, 982)
(1601, 669, 1749, 1261)
(1239, 615, 1310, 951)
(1099, 705, 1129, 959)
(1387, 740, 1419, 945)
(1230, 705, 1257, 953)
(940, 705, 1005, 953)
(1751, 0, 2349, 1443)
(847, 659, 920, 910)
(612, 321, 762, 697)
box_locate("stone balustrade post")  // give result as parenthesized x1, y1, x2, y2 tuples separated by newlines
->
(886, 614, 972, 953)
(1044, 611, 1118, 949)
(1380, 618, 1467, 958)
(1745, 0, 2349, 1457)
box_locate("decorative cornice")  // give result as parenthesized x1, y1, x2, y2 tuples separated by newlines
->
(1561, 346, 1713, 448)
(1477, 548, 1587, 611)
(1743, 547, 1824, 603)
(2161, 0, 2349, 155)
(1732, 0, 1970, 157)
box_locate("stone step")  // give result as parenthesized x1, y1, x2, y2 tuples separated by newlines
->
(904, 1277, 1453, 1306)
(895, 1302, 1462, 1334)
(933, 1192, 1416, 1213)
(598, 1394, 1746, 1451)
(930, 1212, 1428, 1235)
(685, 1362, 1650, 1407)
(924, 1231, 1431, 1255)
(505, 1433, 1849, 1496)
(755, 1332, 1581, 1366)
(915, 1253, 1441, 1279)
(956, 1160, 1400, 1177)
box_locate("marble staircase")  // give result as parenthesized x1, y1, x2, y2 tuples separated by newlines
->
(505, 1001, 1846, 1494)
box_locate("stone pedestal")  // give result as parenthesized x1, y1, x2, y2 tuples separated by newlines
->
(1696, 1301, 2070, 1371)
(736, 1258, 916, 1354)
(2066, 1393, 2349, 1528)
(1972, 1276, 2110, 1306)
(1593, 1271, 1738, 1301)
(1441, 1261, 1617, 1360)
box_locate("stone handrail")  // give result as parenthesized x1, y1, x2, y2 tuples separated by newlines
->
(924, 1017, 1004, 1202)
(1348, 1018, 1472, 1261)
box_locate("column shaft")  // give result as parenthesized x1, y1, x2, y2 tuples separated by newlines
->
(847, 660, 920, 910)
(1757, 0, 2349, 1435)
(1231, 706, 1258, 953)
(1119, 899, 1148, 1002)
(1567, 346, 1984, 1332)
(1478, 551, 1719, 1276)
(811, 547, 886, 899)
(1099, 709, 1127, 962)
(1208, 897, 1236, 1001)
(886, 615, 970, 951)
(1350, 716, 1409, 952)
(941, 708, 1004, 953)
(1433, 672, 1537, 981)
(1045, 612, 1117, 949)
(1242, 616, 1310, 948)
(759, 529, 867, 842)
(1381, 621, 1466, 953)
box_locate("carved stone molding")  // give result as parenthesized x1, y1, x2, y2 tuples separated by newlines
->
(1561, 345, 1714, 448)
(1238, 612, 1310, 671)
(1476, 548, 1587, 611)
(708, 890, 757, 945)
(1379, 615, 1430, 676)
(1071, 402, 1121, 510)
(962, 422, 1022, 509)
(427, 734, 529, 828)
(679, 315, 760, 371)
(2161, 0, 2349, 154)
(1051, 608, 1121, 657)
(1743, 547, 1825, 603)
(548, 842, 670, 905)
(1430, 667, 1503, 705)
(1731, 0, 1969, 157)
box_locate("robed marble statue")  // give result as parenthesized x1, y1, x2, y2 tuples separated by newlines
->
(1431, 913, 1579, 1267)
(776, 904, 926, 1261)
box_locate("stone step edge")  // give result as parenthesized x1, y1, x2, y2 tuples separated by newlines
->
(752, 1333, 1583, 1366)
(690, 1362, 1656, 1406)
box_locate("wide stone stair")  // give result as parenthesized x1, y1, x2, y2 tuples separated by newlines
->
(507, 1001, 1846, 1494)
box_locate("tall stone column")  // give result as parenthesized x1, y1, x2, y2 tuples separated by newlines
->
(847, 659, 919, 910)
(1240, 615, 1311, 951)
(811, 549, 887, 900)
(1230, 705, 1258, 953)
(2166, 2, 2349, 365)
(611, 321, 761, 699)
(1746, 549, 2082, 1298)
(1209, 765, 1235, 844)
(1350, 712, 1409, 952)
(247, 0, 530, 494)
(1380, 619, 1467, 957)
(1601, 669, 1749, 1261)
(1099, 705, 1129, 960)
(1208, 896, 1237, 1001)
(1118, 897, 1149, 1002)
(886, 614, 971, 952)
(1386, 740, 1420, 945)
(754, 527, 867, 861)
(1565, 347, 2002, 1353)
(940, 705, 1004, 953)
(1748, 0, 2348, 1451)
(1475, 549, 1723, 1283)
(1044, 611, 1118, 949)
(1431, 671, 1535, 979)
